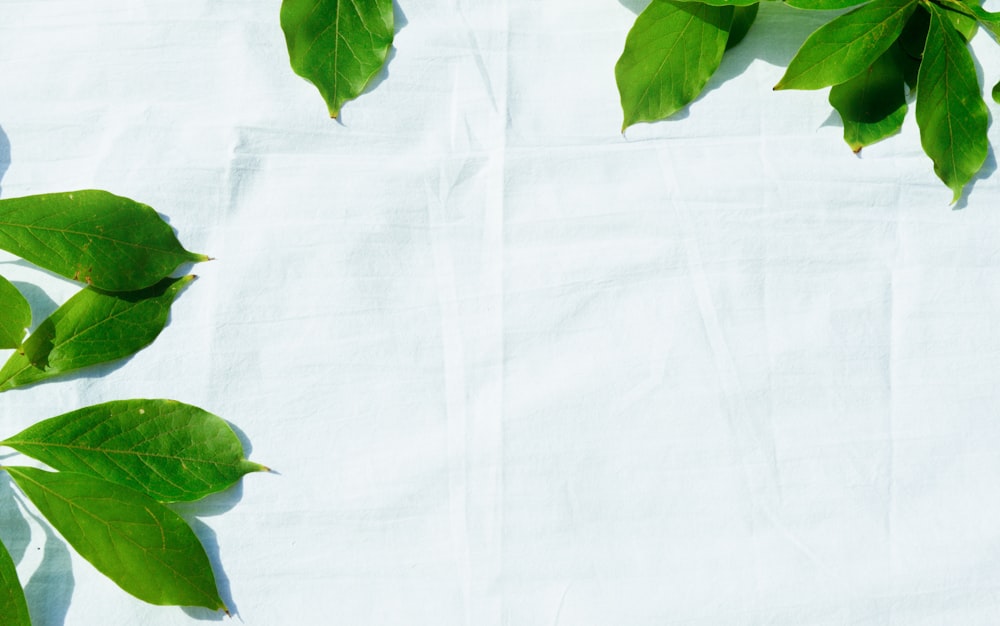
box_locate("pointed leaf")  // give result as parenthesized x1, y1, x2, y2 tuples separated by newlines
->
(775, 0, 918, 90)
(616, 0, 735, 129)
(829, 44, 909, 152)
(5, 467, 224, 610)
(0, 191, 207, 292)
(280, 0, 394, 118)
(4, 399, 267, 502)
(916, 3, 989, 202)
(0, 537, 30, 626)
(993, 79, 1000, 104)
(0, 276, 30, 350)
(727, 4, 759, 49)
(0, 276, 193, 393)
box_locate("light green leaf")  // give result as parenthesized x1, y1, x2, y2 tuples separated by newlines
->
(727, 4, 759, 49)
(775, 0, 918, 90)
(5, 466, 224, 610)
(785, 0, 869, 10)
(0, 276, 30, 350)
(0, 276, 193, 393)
(280, 0, 394, 118)
(0, 538, 30, 626)
(0, 191, 207, 292)
(616, 0, 735, 130)
(4, 399, 267, 502)
(829, 44, 909, 152)
(916, 2, 989, 202)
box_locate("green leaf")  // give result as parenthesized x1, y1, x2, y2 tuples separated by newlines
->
(673, 0, 759, 6)
(616, 0, 735, 130)
(897, 4, 930, 87)
(3, 399, 267, 502)
(916, 2, 989, 202)
(829, 44, 909, 152)
(993, 79, 1000, 104)
(727, 4, 759, 49)
(0, 276, 30, 350)
(0, 191, 207, 292)
(5, 466, 224, 610)
(0, 276, 193, 393)
(0, 537, 30, 626)
(280, 0, 394, 118)
(785, 0, 869, 10)
(775, 0, 918, 90)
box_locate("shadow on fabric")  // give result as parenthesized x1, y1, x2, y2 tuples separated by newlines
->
(0, 125, 9, 197)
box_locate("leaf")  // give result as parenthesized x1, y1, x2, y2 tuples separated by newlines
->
(897, 4, 930, 87)
(727, 4, 759, 49)
(0, 276, 30, 350)
(0, 191, 207, 292)
(616, 0, 735, 130)
(994, 79, 1000, 104)
(280, 0, 394, 119)
(0, 537, 30, 626)
(0, 276, 193, 393)
(4, 399, 267, 502)
(5, 466, 224, 610)
(916, 3, 989, 202)
(785, 0, 869, 10)
(828, 44, 909, 152)
(775, 0, 918, 90)
(674, 0, 759, 6)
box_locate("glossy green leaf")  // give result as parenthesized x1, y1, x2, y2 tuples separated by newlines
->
(0, 538, 30, 626)
(280, 0, 394, 118)
(616, 0, 735, 130)
(0, 276, 30, 350)
(785, 0, 869, 10)
(4, 399, 267, 502)
(916, 3, 989, 202)
(829, 44, 909, 152)
(775, 0, 918, 90)
(0, 276, 193, 393)
(0, 191, 207, 292)
(5, 466, 224, 610)
(727, 4, 759, 49)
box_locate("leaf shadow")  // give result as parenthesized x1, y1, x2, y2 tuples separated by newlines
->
(0, 125, 9, 198)
(10, 282, 59, 329)
(954, 146, 997, 209)
(0, 477, 74, 626)
(178, 519, 236, 623)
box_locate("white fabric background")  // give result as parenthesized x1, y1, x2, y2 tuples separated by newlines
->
(2, 0, 1000, 624)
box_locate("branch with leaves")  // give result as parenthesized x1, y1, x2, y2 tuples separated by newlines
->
(616, 0, 1000, 201)
(0, 191, 265, 624)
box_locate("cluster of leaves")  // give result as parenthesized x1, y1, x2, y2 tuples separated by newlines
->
(280, 0, 395, 118)
(0, 190, 266, 624)
(615, 0, 1000, 201)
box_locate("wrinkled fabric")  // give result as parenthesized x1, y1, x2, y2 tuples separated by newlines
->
(1, 0, 1000, 623)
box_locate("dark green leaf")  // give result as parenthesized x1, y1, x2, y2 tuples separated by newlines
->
(5, 466, 224, 610)
(993, 79, 1000, 104)
(4, 399, 267, 502)
(916, 3, 989, 202)
(727, 4, 759, 49)
(616, 0, 735, 129)
(0, 276, 193, 393)
(829, 44, 909, 152)
(0, 191, 207, 292)
(0, 537, 30, 626)
(785, 0, 869, 10)
(775, 0, 918, 90)
(0, 276, 30, 350)
(897, 4, 929, 87)
(280, 0, 394, 118)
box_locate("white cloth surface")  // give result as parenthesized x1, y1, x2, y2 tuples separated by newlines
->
(2, 0, 1000, 624)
